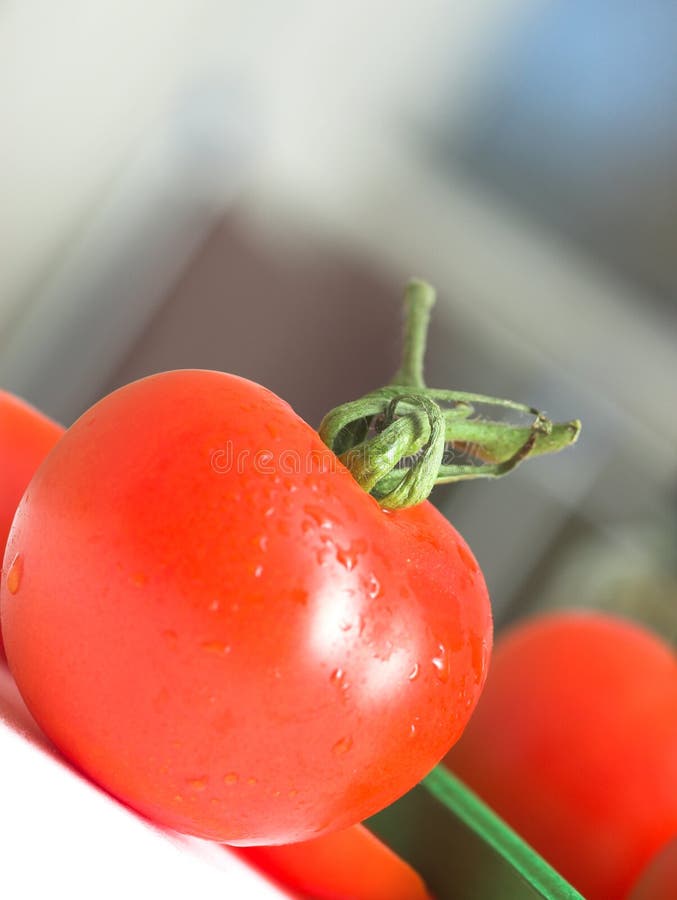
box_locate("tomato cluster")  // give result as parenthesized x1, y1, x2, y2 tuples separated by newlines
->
(445, 612, 677, 899)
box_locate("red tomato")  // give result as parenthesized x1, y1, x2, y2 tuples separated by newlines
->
(1, 370, 491, 843)
(628, 836, 677, 900)
(0, 390, 63, 657)
(237, 823, 430, 900)
(445, 612, 677, 900)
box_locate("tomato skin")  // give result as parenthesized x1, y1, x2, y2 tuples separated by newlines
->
(1, 370, 491, 843)
(236, 823, 430, 900)
(445, 612, 677, 900)
(628, 836, 677, 900)
(0, 390, 64, 657)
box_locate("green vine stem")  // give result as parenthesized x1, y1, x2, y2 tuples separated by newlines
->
(319, 279, 581, 509)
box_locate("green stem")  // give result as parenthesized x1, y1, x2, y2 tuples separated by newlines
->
(318, 279, 581, 510)
(390, 279, 435, 389)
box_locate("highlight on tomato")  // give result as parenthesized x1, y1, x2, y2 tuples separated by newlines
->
(0, 390, 64, 657)
(444, 611, 677, 900)
(0, 281, 578, 844)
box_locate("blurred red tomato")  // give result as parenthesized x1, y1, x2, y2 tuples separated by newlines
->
(0, 390, 63, 657)
(445, 612, 677, 900)
(628, 836, 677, 900)
(237, 823, 429, 900)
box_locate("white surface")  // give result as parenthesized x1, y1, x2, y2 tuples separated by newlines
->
(0, 666, 291, 900)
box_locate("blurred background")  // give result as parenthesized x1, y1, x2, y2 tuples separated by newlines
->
(2, 0, 676, 634)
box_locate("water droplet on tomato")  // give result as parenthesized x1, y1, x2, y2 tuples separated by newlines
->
(208, 599, 220, 612)
(187, 777, 207, 792)
(367, 574, 381, 599)
(254, 564, 264, 578)
(264, 506, 275, 517)
(330, 668, 346, 687)
(432, 643, 449, 683)
(409, 723, 417, 738)
(224, 773, 239, 785)
(332, 736, 353, 755)
(304, 504, 335, 529)
(6, 554, 22, 595)
(408, 663, 420, 681)
(258, 535, 269, 552)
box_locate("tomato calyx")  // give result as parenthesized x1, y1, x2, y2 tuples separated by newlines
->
(319, 279, 581, 509)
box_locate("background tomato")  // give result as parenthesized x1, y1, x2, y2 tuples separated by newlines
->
(0, 390, 63, 658)
(628, 835, 677, 900)
(236, 823, 430, 900)
(444, 611, 677, 900)
(1, 369, 491, 844)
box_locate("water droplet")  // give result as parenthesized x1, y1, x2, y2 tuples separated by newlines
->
(208, 599, 221, 612)
(336, 538, 367, 570)
(332, 736, 353, 755)
(254, 564, 264, 578)
(258, 535, 269, 552)
(304, 504, 338, 529)
(6, 554, 22, 595)
(339, 619, 353, 632)
(408, 663, 420, 681)
(187, 777, 207, 792)
(409, 723, 417, 738)
(264, 506, 275, 517)
(330, 668, 346, 687)
(432, 644, 449, 683)
(335, 547, 355, 570)
(367, 574, 381, 599)
(224, 773, 239, 785)
(201, 641, 231, 654)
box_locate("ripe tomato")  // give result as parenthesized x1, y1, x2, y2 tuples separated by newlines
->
(0, 390, 63, 658)
(1, 370, 491, 843)
(445, 612, 677, 900)
(628, 836, 677, 900)
(237, 823, 430, 900)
